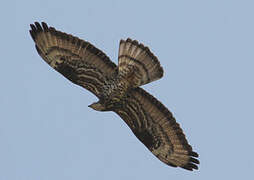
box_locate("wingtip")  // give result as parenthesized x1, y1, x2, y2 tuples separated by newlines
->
(30, 23, 36, 31)
(29, 22, 50, 40)
(182, 162, 199, 171)
(41, 22, 49, 30)
(120, 39, 125, 44)
(30, 21, 49, 31)
(190, 157, 200, 165)
(158, 66, 164, 78)
(126, 38, 133, 42)
(181, 152, 199, 171)
(190, 163, 199, 170)
(190, 151, 199, 157)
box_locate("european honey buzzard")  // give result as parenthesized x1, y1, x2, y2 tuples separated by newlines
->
(30, 22, 199, 171)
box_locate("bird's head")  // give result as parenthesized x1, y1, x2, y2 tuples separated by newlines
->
(88, 102, 107, 111)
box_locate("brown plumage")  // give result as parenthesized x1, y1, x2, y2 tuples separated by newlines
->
(30, 22, 199, 171)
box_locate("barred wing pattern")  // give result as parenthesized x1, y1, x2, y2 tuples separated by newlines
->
(30, 22, 116, 97)
(115, 87, 199, 170)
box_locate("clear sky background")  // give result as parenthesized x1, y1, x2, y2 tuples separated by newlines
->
(1, 0, 254, 179)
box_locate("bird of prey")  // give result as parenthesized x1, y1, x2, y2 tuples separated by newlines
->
(30, 22, 199, 171)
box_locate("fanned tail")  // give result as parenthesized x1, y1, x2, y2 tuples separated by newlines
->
(118, 38, 163, 87)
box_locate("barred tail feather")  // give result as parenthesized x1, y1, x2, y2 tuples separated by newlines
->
(118, 38, 163, 87)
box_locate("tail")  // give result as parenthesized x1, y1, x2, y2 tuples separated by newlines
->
(118, 38, 163, 87)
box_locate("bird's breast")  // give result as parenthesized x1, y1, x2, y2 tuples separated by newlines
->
(101, 77, 130, 105)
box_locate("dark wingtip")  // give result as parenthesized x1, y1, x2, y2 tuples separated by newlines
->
(120, 39, 125, 44)
(182, 166, 194, 171)
(181, 152, 200, 171)
(182, 162, 199, 171)
(30, 22, 49, 40)
(34, 22, 42, 31)
(30, 23, 39, 41)
(126, 38, 132, 43)
(158, 67, 164, 78)
(189, 151, 199, 157)
(190, 157, 200, 165)
(30, 24, 36, 31)
(41, 22, 48, 30)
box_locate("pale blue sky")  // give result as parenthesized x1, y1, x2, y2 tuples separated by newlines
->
(1, 0, 254, 179)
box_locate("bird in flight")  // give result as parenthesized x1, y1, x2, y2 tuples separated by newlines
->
(30, 22, 199, 171)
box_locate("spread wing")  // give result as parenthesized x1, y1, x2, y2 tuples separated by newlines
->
(29, 22, 116, 97)
(114, 87, 199, 170)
